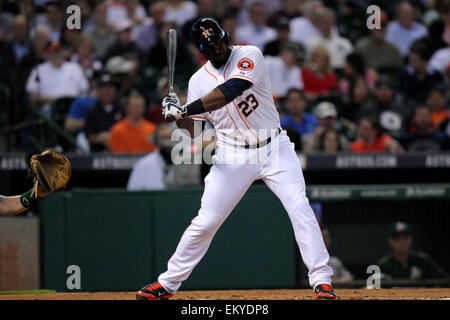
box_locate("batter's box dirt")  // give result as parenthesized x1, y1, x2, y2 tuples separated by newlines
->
(0, 289, 449, 300)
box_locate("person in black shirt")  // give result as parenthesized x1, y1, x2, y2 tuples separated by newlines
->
(357, 76, 411, 139)
(84, 74, 123, 152)
(398, 39, 445, 104)
(263, 17, 295, 57)
(378, 222, 448, 281)
(398, 105, 445, 152)
(102, 19, 145, 68)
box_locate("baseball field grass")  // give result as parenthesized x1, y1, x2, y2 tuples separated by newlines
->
(0, 288, 449, 300)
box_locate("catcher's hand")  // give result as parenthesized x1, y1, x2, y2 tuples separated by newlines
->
(29, 150, 71, 198)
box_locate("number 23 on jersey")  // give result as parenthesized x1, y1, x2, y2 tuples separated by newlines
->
(237, 93, 259, 117)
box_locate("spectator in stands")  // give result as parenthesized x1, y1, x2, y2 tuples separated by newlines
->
(425, 84, 449, 129)
(340, 52, 377, 94)
(289, 0, 334, 46)
(109, 92, 157, 154)
(280, 89, 318, 136)
(305, 8, 353, 69)
(385, 2, 428, 57)
(355, 12, 403, 70)
(30, 25, 51, 63)
(217, 0, 244, 24)
(127, 122, 175, 190)
(124, 0, 148, 33)
(263, 17, 293, 57)
(64, 73, 114, 136)
(76, 0, 94, 30)
(103, 19, 144, 67)
(304, 101, 356, 153)
(350, 116, 403, 153)
(135, 1, 166, 54)
(70, 34, 103, 83)
(320, 226, 354, 282)
(267, 0, 302, 27)
(341, 76, 372, 123)
(26, 42, 88, 107)
(59, 25, 82, 54)
(0, 15, 36, 103)
(106, 0, 147, 30)
(84, 2, 117, 59)
(378, 222, 448, 281)
(357, 76, 411, 139)
(398, 106, 445, 152)
(163, 0, 198, 28)
(221, 14, 244, 46)
(428, 46, 450, 81)
(301, 44, 339, 99)
(4, 15, 32, 66)
(36, 1, 64, 42)
(316, 128, 343, 153)
(265, 42, 303, 99)
(420, 19, 447, 55)
(399, 39, 445, 103)
(84, 74, 123, 152)
(236, 1, 277, 50)
(148, 22, 192, 71)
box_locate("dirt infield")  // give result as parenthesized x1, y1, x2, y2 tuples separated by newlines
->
(0, 288, 449, 300)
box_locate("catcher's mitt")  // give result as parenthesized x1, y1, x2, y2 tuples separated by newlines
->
(30, 150, 71, 198)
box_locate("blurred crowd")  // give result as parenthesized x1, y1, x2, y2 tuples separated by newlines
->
(0, 0, 449, 155)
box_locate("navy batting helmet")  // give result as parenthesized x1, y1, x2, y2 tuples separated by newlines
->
(191, 17, 229, 52)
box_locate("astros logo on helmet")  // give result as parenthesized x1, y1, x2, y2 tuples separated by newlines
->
(201, 27, 213, 39)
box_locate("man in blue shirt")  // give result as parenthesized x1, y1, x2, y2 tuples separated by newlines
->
(65, 96, 97, 134)
(385, 2, 428, 57)
(280, 88, 318, 136)
(64, 73, 115, 135)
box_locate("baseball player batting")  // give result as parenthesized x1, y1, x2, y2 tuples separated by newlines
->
(136, 18, 336, 300)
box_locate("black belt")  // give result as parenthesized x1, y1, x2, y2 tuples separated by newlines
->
(243, 128, 281, 149)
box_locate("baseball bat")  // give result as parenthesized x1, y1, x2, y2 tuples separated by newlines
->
(166, 29, 177, 122)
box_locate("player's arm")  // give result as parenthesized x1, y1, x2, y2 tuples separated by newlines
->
(186, 78, 253, 115)
(166, 79, 252, 124)
(174, 79, 252, 136)
(0, 189, 48, 216)
(0, 195, 28, 216)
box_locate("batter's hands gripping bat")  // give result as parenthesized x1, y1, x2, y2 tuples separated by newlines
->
(166, 28, 177, 122)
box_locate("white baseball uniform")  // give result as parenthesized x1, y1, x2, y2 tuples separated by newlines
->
(158, 45, 333, 292)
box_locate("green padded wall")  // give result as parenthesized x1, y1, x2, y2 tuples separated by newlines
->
(41, 186, 298, 291)
(152, 187, 297, 290)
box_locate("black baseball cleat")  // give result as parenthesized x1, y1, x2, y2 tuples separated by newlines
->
(136, 282, 174, 300)
(314, 284, 337, 300)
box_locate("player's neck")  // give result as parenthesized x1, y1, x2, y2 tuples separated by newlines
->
(210, 47, 232, 69)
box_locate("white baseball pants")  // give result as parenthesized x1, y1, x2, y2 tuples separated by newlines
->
(158, 131, 333, 293)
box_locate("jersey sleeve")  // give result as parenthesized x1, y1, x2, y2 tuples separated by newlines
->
(225, 46, 265, 86)
(186, 75, 208, 121)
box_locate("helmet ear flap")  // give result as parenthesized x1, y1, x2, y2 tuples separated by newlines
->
(224, 31, 230, 44)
